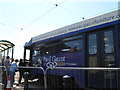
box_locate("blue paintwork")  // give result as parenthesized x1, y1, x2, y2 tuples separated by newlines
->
(24, 13, 120, 88)
(30, 51, 85, 88)
(32, 20, 120, 46)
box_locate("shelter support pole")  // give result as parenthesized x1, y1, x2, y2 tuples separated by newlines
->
(12, 47, 14, 59)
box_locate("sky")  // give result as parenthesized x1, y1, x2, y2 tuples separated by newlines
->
(0, 0, 119, 59)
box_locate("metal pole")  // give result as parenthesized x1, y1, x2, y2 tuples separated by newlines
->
(11, 47, 14, 59)
(43, 68, 48, 90)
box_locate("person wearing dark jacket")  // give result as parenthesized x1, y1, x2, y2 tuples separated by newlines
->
(18, 59, 25, 85)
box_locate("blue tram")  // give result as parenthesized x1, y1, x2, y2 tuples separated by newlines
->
(24, 9, 120, 89)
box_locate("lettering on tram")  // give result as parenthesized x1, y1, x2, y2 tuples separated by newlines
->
(44, 56, 66, 67)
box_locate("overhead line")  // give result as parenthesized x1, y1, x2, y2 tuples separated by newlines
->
(58, 5, 85, 20)
(10, 2, 64, 41)
(23, 2, 63, 30)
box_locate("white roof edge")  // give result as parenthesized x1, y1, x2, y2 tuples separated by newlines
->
(32, 9, 120, 43)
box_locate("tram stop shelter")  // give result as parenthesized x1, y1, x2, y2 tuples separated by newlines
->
(0, 40, 15, 59)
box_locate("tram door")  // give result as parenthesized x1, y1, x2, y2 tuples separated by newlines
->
(86, 28, 117, 89)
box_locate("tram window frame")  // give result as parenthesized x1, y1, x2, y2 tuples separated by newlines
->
(119, 32, 120, 45)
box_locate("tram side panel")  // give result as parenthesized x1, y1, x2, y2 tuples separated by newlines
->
(30, 51, 85, 88)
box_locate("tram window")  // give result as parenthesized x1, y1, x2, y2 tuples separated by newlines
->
(40, 44, 62, 55)
(33, 50, 40, 56)
(62, 34, 83, 52)
(88, 34, 97, 54)
(63, 39, 83, 52)
(45, 47, 56, 55)
(104, 31, 114, 53)
(26, 49, 30, 60)
(40, 34, 84, 55)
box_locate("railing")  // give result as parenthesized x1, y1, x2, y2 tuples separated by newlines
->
(0, 66, 120, 90)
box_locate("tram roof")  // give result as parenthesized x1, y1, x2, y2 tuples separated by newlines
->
(0, 40, 15, 52)
(25, 9, 120, 48)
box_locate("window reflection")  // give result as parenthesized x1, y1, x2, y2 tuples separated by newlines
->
(33, 34, 84, 55)
(104, 55, 115, 79)
(64, 39, 83, 52)
(89, 56, 97, 77)
(33, 50, 40, 56)
(88, 34, 97, 54)
(104, 31, 114, 53)
(105, 55, 115, 67)
(62, 34, 83, 52)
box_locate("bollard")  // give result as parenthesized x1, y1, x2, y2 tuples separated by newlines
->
(23, 72, 29, 90)
(63, 75, 71, 88)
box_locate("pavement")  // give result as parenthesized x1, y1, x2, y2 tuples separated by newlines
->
(12, 72, 44, 90)
(12, 84, 24, 90)
(0, 72, 45, 90)
(12, 72, 24, 90)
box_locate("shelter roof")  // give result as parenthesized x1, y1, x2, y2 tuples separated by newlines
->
(0, 40, 15, 52)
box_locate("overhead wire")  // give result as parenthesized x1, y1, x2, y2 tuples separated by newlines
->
(21, 2, 119, 31)
(57, 5, 85, 20)
(10, 1, 64, 41)
(43, 0, 85, 20)
(0, 22, 19, 30)
(44, 0, 64, 7)
(22, 1, 64, 30)
(2, 1, 117, 43)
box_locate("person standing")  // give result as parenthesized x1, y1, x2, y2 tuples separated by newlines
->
(3, 56, 10, 90)
(4, 56, 10, 75)
(18, 59, 25, 85)
(9, 59, 18, 87)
